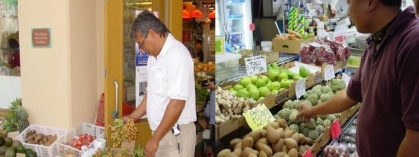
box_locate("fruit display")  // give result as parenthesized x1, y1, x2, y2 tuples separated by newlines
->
(0, 133, 37, 157)
(215, 87, 250, 124)
(300, 38, 350, 66)
(339, 117, 357, 155)
(108, 119, 138, 148)
(227, 63, 311, 102)
(194, 62, 215, 72)
(23, 130, 57, 146)
(93, 145, 145, 157)
(2, 98, 30, 134)
(272, 79, 347, 141)
(217, 120, 315, 157)
(66, 133, 96, 150)
(322, 142, 353, 157)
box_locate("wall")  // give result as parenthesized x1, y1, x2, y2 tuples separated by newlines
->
(19, 0, 72, 129)
(19, 0, 103, 129)
(96, 0, 105, 103)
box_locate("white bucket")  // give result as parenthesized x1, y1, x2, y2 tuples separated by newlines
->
(261, 41, 272, 51)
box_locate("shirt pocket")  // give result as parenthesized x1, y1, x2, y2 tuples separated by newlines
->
(150, 70, 165, 95)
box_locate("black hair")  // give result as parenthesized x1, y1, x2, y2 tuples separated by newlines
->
(196, 39, 202, 45)
(8, 38, 19, 49)
(130, 10, 171, 39)
(381, 0, 402, 7)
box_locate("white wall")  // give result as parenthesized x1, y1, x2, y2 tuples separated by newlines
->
(19, 0, 104, 129)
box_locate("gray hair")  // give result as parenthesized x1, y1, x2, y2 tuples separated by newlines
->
(130, 10, 171, 39)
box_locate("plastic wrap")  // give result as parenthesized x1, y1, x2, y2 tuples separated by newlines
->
(300, 42, 337, 66)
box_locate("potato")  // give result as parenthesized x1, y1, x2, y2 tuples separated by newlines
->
(305, 137, 313, 145)
(230, 138, 242, 150)
(304, 145, 311, 151)
(242, 147, 258, 157)
(241, 137, 254, 149)
(276, 128, 284, 138)
(257, 143, 273, 156)
(259, 151, 268, 157)
(277, 119, 288, 129)
(290, 133, 300, 144)
(288, 148, 298, 157)
(234, 143, 242, 150)
(226, 152, 238, 157)
(264, 122, 280, 130)
(258, 129, 267, 138)
(248, 153, 257, 157)
(273, 152, 287, 157)
(233, 148, 242, 156)
(272, 138, 284, 153)
(299, 145, 306, 154)
(217, 149, 231, 157)
(267, 126, 280, 144)
(284, 138, 298, 150)
(284, 130, 294, 138)
(298, 134, 306, 145)
(246, 131, 261, 143)
(255, 138, 268, 150)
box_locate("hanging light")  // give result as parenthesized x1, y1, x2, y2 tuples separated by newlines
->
(182, 5, 190, 19)
(191, 4, 203, 18)
(209, 10, 215, 18)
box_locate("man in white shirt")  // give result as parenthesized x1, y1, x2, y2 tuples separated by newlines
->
(123, 10, 197, 157)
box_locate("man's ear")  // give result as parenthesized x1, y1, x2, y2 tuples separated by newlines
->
(366, 0, 379, 12)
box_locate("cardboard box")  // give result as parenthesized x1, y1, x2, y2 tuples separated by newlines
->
(272, 38, 312, 54)
(340, 103, 361, 126)
(216, 119, 240, 139)
(310, 126, 331, 156)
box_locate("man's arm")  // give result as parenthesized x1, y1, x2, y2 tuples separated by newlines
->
(397, 129, 419, 157)
(297, 89, 358, 119)
(150, 99, 185, 141)
(125, 94, 147, 121)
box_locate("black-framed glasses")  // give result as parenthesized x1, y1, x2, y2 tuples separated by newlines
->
(138, 37, 146, 47)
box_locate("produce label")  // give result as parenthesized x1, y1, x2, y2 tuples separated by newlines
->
(342, 73, 351, 88)
(323, 64, 335, 81)
(244, 55, 267, 76)
(303, 150, 313, 157)
(243, 104, 276, 131)
(295, 78, 306, 99)
(331, 120, 341, 139)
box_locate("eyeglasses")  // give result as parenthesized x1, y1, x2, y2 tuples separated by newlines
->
(138, 37, 146, 48)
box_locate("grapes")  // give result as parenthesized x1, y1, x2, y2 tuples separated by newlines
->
(109, 119, 138, 148)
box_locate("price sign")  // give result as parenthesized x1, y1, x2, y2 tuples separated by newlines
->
(303, 150, 313, 157)
(295, 78, 306, 99)
(330, 120, 342, 139)
(323, 64, 335, 81)
(342, 73, 351, 88)
(243, 104, 276, 131)
(245, 55, 267, 76)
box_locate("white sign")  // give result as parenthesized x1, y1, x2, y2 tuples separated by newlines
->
(0, 76, 21, 109)
(341, 73, 351, 88)
(245, 55, 267, 76)
(295, 78, 306, 99)
(323, 65, 335, 81)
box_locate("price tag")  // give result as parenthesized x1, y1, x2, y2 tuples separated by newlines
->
(243, 103, 276, 131)
(7, 131, 19, 139)
(245, 55, 267, 76)
(330, 120, 341, 139)
(250, 23, 255, 31)
(295, 78, 306, 99)
(303, 150, 313, 157)
(342, 73, 351, 88)
(323, 64, 335, 81)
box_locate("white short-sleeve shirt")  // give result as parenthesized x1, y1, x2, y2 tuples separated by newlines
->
(146, 33, 197, 131)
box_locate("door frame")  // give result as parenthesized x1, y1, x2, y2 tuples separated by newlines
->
(104, 0, 182, 147)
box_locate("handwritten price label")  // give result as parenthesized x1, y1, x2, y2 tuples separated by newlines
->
(323, 64, 335, 81)
(243, 104, 276, 131)
(245, 55, 267, 76)
(330, 120, 341, 139)
(295, 78, 306, 99)
(303, 150, 313, 157)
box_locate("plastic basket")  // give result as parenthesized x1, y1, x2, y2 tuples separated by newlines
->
(56, 123, 105, 157)
(14, 124, 68, 157)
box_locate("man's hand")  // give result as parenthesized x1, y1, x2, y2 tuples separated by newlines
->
(207, 80, 216, 90)
(145, 137, 159, 157)
(122, 115, 132, 123)
(296, 104, 317, 122)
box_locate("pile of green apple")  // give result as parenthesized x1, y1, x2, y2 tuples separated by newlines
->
(228, 63, 312, 101)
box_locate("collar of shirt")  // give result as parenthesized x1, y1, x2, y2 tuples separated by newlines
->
(152, 33, 174, 59)
(366, 6, 416, 59)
